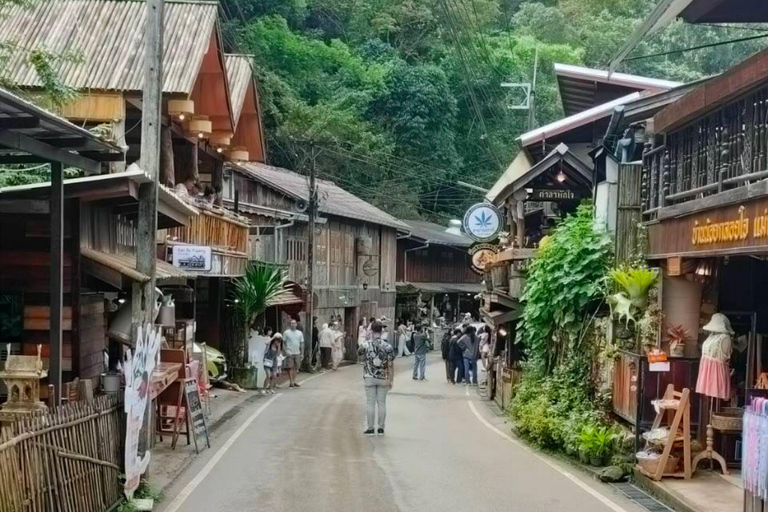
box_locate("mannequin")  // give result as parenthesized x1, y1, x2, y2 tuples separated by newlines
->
(693, 312, 733, 475)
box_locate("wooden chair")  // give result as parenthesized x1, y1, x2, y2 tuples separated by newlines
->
(637, 384, 692, 481)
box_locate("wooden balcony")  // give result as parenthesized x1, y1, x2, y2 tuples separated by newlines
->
(642, 84, 768, 219)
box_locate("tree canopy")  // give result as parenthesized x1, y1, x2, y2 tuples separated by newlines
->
(226, 1, 768, 220)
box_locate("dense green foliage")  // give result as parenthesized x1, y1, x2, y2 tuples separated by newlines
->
(519, 204, 612, 374)
(221, 0, 768, 220)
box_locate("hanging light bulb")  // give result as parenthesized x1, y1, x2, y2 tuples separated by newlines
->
(556, 170, 566, 183)
(168, 99, 194, 122)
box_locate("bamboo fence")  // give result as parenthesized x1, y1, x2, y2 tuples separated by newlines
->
(0, 394, 123, 512)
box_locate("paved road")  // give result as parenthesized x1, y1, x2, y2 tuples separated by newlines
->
(158, 353, 645, 512)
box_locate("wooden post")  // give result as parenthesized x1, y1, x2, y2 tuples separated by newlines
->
(110, 117, 126, 174)
(516, 199, 525, 248)
(49, 161, 64, 405)
(187, 143, 199, 184)
(161, 124, 175, 187)
(213, 159, 223, 206)
(306, 144, 316, 370)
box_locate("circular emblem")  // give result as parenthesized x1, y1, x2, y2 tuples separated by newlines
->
(468, 243, 499, 275)
(463, 203, 502, 242)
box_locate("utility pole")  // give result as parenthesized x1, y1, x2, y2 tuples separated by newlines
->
(134, 0, 164, 460)
(306, 143, 317, 371)
(527, 46, 539, 131)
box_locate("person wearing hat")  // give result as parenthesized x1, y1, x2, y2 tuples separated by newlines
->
(696, 312, 734, 400)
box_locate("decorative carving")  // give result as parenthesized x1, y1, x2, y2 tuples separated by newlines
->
(0, 344, 48, 423)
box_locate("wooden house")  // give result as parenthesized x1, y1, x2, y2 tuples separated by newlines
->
(224, 162, 407, 355)
(396, 220, 481, 323)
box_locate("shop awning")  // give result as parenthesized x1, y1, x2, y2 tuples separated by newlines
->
(481, 307, 521, 327)
(396, 282, 483, 295)
(82, 247, 192, 288)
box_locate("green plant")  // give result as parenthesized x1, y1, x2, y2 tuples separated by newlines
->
(520, 204, 613, 374)
(579, 425, 615, 460)
(610, 267, 658, 308)
(232, 263, 288, 327)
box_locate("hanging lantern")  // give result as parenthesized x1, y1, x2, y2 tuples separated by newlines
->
(167, 99, 194, 122)
(187, 115, 212, 139)
(229, 146, 249, 162)
(210, 132, 232, 154)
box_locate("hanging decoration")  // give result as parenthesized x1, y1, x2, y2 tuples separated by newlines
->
(187, 115, 212, 139)
(229, 146, 249, 162)
(167, 99, 194, 121)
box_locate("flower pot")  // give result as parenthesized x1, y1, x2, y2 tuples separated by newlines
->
(578, 448, 590, 465)
(669, 342, 685, 358)
(230, 365, 259, 389)
(590, 456, 605, 467)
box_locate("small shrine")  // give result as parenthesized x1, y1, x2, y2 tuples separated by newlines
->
(0, 344, 48, 423)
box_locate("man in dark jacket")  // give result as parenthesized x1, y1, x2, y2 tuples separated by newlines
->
(458, 325, 479, 385)
(448, 328, 464, 384)
(440, 330, 452, 382)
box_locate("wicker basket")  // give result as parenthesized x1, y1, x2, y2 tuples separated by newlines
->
(637, 453, 678, 475)
(711, 407, 743, 432)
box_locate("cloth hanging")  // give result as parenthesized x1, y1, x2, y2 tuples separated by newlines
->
(743, 398, 768, 502)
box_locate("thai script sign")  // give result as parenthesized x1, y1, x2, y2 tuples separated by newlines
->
(172, 245, 212, 271)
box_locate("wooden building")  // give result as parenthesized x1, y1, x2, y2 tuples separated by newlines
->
(224, 162, 407, 355)
(395, 220, 481, 323)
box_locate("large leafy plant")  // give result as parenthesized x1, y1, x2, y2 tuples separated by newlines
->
(232, 263, 289, 327)
(610, 267, 658, 308)
(520, 204, 613, 374)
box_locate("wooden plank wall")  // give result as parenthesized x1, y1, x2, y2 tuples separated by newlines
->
(616, 163, 643, 263)
(397, 241, 479, 284)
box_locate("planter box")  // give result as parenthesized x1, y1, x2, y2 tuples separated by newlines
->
(231, 366, 259, 389)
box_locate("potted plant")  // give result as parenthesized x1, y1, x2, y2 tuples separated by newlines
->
(610, 267, 658, 309)
(579, 425, 615, 467)
(667, 324, 690, 357)
(230, 263, 288, 388)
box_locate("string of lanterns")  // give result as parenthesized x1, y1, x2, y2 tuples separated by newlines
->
(166, 99, 249, 162)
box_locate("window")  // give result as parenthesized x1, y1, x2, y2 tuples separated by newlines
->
(285, 237, 307, 262)
(344, 233, 354, 268)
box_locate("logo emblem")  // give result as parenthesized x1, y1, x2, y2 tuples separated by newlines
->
(463, 203, 502, 242)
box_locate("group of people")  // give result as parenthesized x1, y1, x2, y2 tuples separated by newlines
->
(440, 324, 491, 386)
(260, 319, 306, 394)
(318, 321, 346, 371)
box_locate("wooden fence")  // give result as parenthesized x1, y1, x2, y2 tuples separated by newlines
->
(0, 394, 123, 512)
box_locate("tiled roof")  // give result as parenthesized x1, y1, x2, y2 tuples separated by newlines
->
(230, 162, 409, 231)
(225, 54, 253, 126)
(403, 220, 473, 248)
(0, 0, 218, 94)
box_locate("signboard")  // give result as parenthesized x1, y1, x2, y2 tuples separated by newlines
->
(667, 256, 682, 276)
(184, 378, 210, 453)
(648, 199, 768, 258)
(468, 243, 499, 274)
(123, 324, 161, 499)
(172, 245, 212, 271)
(530, 189, 585, 201)
(463, 203, 503, 242)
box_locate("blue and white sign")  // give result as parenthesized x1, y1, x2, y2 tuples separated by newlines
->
(463, 203, 502, 242)
(172, 245, 212, 271)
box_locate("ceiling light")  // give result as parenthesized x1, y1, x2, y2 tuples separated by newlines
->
(556, 170, 566, 183)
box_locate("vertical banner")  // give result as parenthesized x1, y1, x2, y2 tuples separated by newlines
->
(123, 323, 161, 498)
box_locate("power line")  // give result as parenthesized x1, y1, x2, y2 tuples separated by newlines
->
(625, 32, 768, 62)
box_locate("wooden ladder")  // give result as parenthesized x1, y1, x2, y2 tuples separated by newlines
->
(638, 384, 692, 481)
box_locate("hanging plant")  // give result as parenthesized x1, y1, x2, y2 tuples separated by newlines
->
(610, 267, 658, 309)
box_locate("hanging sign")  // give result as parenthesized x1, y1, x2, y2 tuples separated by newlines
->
(463, 203, 503, 242)
(468, 243, 499, 274)
(647, 349, 670, 372)
(123, 324, 161, 499)
(530, 189, 585, 201)
(173, 245, 212, 271)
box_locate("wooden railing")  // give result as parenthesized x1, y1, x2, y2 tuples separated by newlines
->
(0, 395, 123, 512)
(641, 85, 768, 218)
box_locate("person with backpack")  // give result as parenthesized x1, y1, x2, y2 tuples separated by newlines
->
(448, 328, 464, 384)
(357, 321, 396, 436)
(458, 325, 479, 386)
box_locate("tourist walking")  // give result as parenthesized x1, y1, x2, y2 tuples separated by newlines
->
(449, 328, 464, 384)
(440, 330, 452, 382)
(411, 325, 429, 380)
(357, 317, 368, 346)
(318, 322, 334, 369)
(331, 323, 345, 370)
(358, 321, 395, 436)
(282, 319, 305, 388)
(479, 325, 492, 372)
(458, 325, 479, 385)
(262, 336, 281, 394)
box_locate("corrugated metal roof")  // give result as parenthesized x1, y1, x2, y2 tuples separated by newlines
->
(0, 0, 218, 94)
(229, 162, 410, 231)
(403, 220, 473, 248)
(225, 54, 253, 126)
(81, 247, 193, 283)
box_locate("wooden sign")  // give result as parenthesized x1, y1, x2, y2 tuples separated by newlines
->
(468, 243, 499, 275)
(667, 256, 682, 276)
(648, 198, 768, 258)
(530, 189, 585, 201)
(184, 378, 210, 453)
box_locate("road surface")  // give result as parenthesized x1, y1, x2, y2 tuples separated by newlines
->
(158, 353, 645, 512)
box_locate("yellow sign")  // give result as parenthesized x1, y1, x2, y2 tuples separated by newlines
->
(692, 206, 748, 245)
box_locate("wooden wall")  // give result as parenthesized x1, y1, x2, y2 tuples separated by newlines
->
(396, 240, 479, 284)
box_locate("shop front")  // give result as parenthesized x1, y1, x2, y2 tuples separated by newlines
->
(643, 196, 768, 512)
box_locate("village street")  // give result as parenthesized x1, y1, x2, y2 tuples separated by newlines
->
(157, 353, 645, 512)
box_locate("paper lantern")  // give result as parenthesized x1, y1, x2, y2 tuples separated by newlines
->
(210, 132, 232, 154)
(167, 99, 194, 121)
(229, 146, 249, 162)
(188, 115, 212, 139)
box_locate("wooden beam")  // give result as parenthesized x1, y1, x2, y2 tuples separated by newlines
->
(77, 151, 125, 162)
(35, 137, 87, 149)
(161, 124, 175, 187)
(0, 116, 40, 130)
(49, 161, 63, 405)
(0, 130, 101, 173)
(0, 199, 50, 214)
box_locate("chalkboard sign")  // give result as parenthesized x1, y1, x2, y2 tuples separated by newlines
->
(184, 378, 210, 453)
